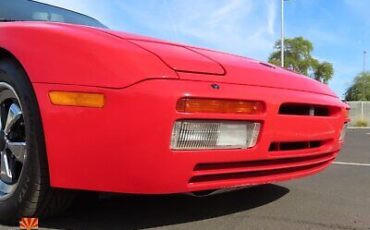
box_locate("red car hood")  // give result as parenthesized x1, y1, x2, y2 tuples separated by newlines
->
(103, 30, 337, 97)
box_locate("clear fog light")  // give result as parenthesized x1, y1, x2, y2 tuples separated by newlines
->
(171, 120, 261, 150)
(339, 123, 348, 141)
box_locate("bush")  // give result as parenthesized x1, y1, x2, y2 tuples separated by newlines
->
(355, 120, 368, 127)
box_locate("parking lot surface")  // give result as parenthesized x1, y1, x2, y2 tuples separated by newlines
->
(1, 129, 369, 230)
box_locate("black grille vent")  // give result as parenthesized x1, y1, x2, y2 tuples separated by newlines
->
(279, 104, 330, 116)
(269, 141, 323, 152)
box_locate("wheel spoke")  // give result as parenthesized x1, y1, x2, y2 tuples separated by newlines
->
(0, 107, 2, 132)
(0, 151, 12, 183)
(0, 85, 28, 199)
(7, 141, 26, 163)
(4, 103, 22, 135)
(0, 180, 13, 194)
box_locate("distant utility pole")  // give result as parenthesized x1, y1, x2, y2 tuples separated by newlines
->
(363, 50, 367, 72)
(362, 51, 367, 102)
(281, 0, 285, 67)
(281, 0, 288, 68)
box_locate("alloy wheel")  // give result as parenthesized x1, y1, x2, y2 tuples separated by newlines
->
(0, 83, 27, 200)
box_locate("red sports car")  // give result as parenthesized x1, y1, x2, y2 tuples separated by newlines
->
(0, 0, 348, 223)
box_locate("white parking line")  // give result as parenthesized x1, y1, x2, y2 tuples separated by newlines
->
(333, 161, 370, 167)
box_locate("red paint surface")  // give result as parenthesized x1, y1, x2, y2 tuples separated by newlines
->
(0, 22, 348, 194)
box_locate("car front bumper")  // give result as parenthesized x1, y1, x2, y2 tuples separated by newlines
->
(33, 79, 347, 194)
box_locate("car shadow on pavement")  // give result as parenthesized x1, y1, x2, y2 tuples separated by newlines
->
(41, 184, 289, 230)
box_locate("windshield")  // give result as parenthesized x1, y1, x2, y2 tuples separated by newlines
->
(0, 0, 107, 28)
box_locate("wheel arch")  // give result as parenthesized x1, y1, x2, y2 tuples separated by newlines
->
(0, 47, 26, 72)
(0, 47, 15, 59)
(0, 47, 36, 87)
(0, 46, 53, 183)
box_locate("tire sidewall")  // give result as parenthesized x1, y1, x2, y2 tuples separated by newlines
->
(0, 58, 46, 223)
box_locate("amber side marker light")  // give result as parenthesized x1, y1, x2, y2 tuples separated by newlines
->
(176, 98, 264, 114)
(343, 108, 350, 120)
(49, 91, 105, 108)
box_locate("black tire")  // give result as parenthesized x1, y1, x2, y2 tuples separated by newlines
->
(0, 57, 75, 225)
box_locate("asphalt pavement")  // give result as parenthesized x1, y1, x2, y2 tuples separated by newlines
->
(1, 129, 369, 230)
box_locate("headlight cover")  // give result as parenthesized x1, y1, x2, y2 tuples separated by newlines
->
(171, 120, 261, 150)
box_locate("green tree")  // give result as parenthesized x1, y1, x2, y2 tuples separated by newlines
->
(345, 72, 370, 101)
(268, 37, 334, 83)
(313, 61, 334, 84)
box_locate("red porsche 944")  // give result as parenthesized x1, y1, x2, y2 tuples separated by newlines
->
(0, 0, 348, 223)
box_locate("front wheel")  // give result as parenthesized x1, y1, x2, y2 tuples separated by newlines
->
(0, 57, 74, 224)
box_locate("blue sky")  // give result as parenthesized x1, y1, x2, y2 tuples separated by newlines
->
(38, 0, 370, 98)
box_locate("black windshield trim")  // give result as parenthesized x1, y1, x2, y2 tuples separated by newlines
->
(0, 0, 108, 29)
(29, 0, 107, 28)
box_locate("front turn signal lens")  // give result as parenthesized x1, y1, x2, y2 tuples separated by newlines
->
(49, 91, 105, 108)
(176, 98, 264, 114)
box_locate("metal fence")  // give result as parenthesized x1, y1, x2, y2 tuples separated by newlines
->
(347, 101, 370, 127)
